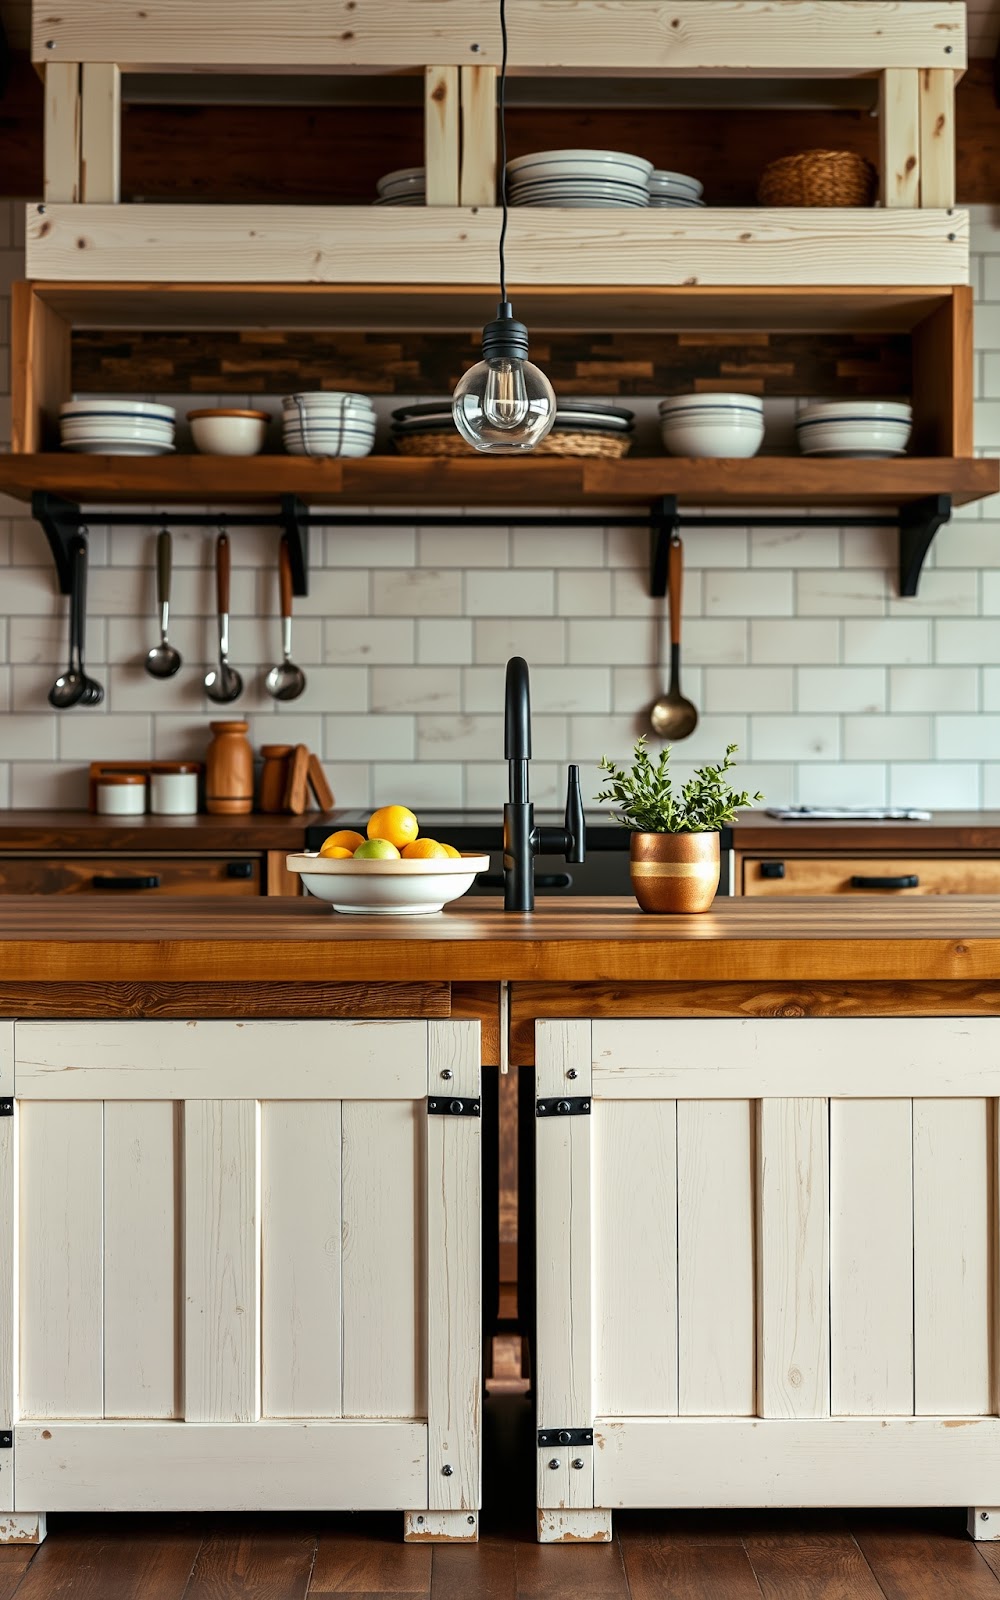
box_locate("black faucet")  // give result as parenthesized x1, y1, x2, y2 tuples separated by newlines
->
(503, 656, 586, 911)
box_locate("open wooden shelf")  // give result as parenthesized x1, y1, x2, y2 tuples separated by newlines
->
(1, 452, 995, 509)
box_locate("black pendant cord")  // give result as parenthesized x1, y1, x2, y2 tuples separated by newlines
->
(498, 0, 509, 304)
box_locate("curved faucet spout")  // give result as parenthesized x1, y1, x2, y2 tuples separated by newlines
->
(504, 655, 532, 761)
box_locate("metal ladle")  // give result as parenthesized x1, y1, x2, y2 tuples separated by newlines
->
(144, 527, 182, 678)
(265, 535, 307, 702)
(650, 534, 698, 741)
(204, 531, 243, 704)
(49, 537, 103, 709)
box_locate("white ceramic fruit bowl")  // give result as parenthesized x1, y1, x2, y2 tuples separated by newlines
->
(285, 851, 491, 915)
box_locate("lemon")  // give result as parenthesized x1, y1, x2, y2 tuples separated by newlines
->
(319, 845, 353, 859)
(320, 829, 365, 856)
(440, 843, 462, 858)
(367, 805, 419, 849)
(354, 838, 401, 860)
(401, 839, 448, 860)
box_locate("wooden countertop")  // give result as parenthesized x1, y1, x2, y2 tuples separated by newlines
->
(2, 896, 998, 984)
(0, 811, 337, 850)
(731, 811, 1000, 852)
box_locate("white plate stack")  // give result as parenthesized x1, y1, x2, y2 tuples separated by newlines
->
(59, 399, 176, 455)
(374, 167, 426, 206)
(795, 400, 912, 458)
(659, 394, 765, 458)
(507, 148, 652, 207)
(282, 393, 377, 458)
(648, 169, 705, 208)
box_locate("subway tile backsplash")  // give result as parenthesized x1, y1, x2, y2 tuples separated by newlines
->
(2, 199, 1000, 811)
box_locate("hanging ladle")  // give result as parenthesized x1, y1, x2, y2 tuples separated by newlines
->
(49, 537, 103, 709)
(650, 534, 699, 741)
(265, 535, 307, 702)
(204, 530, 243, 704)
(144, 526, 182, 678)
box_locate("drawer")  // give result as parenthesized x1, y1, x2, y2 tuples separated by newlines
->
(742, 856, 1000, 896)
(0, 856, 261, 896)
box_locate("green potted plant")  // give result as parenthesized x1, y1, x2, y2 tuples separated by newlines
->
(597, 739, 763, 913)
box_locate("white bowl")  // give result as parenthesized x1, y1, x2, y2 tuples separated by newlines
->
(797, 399, 911, 424)
(376, 166, 425, 194)
(660, 417, 765, 458)
(285, 851, 490, 915)
(659, 392, 763, 414)
(649, 170, 703, 194)
(60, 399, 176, 421)
(188, 409, 269, 456)
(284, 436, 375, 458)
(61, 439, 177, 455)
(283, 391, 374, 411)
(506, 148, 653, 183)
(796, 421, 911, 457)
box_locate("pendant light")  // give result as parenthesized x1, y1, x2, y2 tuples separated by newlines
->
(452, 0, 556, 452)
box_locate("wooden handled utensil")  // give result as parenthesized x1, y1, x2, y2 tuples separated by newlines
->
(650, 534, 699, 741)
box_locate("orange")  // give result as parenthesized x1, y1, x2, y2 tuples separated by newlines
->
(367, 805, 419, 849)
(401, 839, 448, 860)
(319, 845, 353, 859)
(320, 829, 365, 856)
(440, 843, 462, 858)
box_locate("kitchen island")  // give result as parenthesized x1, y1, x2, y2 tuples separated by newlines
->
(0, 895, 998, 1545)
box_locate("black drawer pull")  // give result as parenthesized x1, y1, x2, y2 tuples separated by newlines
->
(850, 874, 919, 890)
(91, 875, 161, 890)
(478, 872, 573, 890)
(760, 861, 785, 879)
(226, 861, 255, 879)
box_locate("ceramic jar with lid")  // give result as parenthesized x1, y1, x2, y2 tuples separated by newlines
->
(205, 721, 254, 815)
(149, 763, 200, 816)
(96, 773, 147, 816)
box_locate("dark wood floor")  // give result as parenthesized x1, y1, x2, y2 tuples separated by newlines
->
(5, 1396, 1000, 1598)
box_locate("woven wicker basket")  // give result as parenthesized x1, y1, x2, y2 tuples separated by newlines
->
(393, 430, 632, 459)
(757, 149, 877, 208)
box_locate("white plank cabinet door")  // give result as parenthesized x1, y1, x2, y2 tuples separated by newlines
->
(7, 1019, 482, 1538)
(538, 1016, 1000, 1543)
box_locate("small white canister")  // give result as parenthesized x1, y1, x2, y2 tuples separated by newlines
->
(96, 773, 147, 816)
(150, 763, 200, 816)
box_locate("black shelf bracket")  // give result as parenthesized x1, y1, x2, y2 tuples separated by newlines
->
(278, 494, 310, 598)
(898, 493, 952, 598)
(649, 495, 681, 598)
(33, 491, 87, 595)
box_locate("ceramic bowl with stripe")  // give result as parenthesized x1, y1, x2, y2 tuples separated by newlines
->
(286, 851, 491, 915)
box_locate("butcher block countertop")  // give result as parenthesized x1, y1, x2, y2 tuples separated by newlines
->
(2, 896, 998, 984)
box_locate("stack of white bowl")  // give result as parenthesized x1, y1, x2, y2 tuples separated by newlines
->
(795, 400, 912, 458)
(282, 393, 376, 458)
(374, 167, 426, 206)
(659, 394, 764, 458)
(648, 169, 705, 208)
(507, 149, 652, 207)
(59, 399, 176, 456)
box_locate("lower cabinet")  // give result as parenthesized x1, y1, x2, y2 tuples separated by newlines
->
(1, 1018, 481, 1542)
(535, 1016, 1000, 1543)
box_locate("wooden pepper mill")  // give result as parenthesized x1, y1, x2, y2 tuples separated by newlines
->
(205, 720, 254, 815)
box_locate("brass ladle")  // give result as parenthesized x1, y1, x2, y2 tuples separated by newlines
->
(650, 534, 699, 741)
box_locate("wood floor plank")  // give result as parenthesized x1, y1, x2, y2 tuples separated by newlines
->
(431, 1539, 516, 1600)
(740, 1511, 858, 1551)
(617, 1511, 744, 1547)
(0, 1548, 39, 1600)
(978, 1544, 1000, 1580)
(309, 1521, 431, 1594)
(183, 1518, 316, 1599)
(515, 1537, 630, 1598)
(11, 1518, 202, 1600)
(747, 1546, 883, 1599)
(621, 1539, 763, 1600)
(854, 1520, 1000, 1599)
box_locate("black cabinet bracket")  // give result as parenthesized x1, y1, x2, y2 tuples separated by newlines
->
(33, 491, 87, 595)
(898, 494, 952, 598)
(278, 494, 310, 598)
(648, 495, 681, 598)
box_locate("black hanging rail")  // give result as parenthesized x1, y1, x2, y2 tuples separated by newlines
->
(32, 489, 953, 601)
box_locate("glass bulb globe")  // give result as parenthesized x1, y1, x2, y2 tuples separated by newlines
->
(453, 354, 556, 452)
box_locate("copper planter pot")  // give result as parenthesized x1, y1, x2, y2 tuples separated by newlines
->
(629, 831, 720, 913)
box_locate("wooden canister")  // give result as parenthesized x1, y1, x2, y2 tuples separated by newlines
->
(205, 720, 253, 815)
(258, 744, 293, 813)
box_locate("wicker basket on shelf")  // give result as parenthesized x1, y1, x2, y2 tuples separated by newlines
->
(392, 430, 632, 459)
(757, 149, 877, 208)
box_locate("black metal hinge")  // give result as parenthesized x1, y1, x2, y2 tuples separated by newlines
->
(536, 1096, 591, 1116)
(538, 1428, 593, 1447)
(427, 1096, 481, 1117)
(0, 1100, 13, 1118)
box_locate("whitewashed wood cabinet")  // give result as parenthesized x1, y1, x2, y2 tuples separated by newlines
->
(535, 1016, 1000, 1544)
(0, 1017, 481, 1544)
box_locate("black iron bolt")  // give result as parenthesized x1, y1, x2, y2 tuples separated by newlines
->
(470, 41, 481, 50)
(548, 1458, 560, 1470)
(441, 1068, 453, 1080)
(572, 1458, 585, 1470)
(567, 1069, 578, 1079)
(467, 1515, 476, 1525)
(556, 1100, 571, 1113)
(449, 1100, 463, 1114)
(442, 1464, 453, 1476)
(557, 1431, 571, 1444)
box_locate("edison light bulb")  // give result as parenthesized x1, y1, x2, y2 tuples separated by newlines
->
(453, 304, 556, 453)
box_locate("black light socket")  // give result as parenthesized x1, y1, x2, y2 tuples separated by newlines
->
(481, 301, 530, 362)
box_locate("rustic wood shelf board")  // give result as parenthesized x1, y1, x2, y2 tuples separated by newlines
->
(32, 1, 966, 74)
(25, 206, 970, 288)
(1, 454, 994, 509)
(24, 280, 959, 334)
